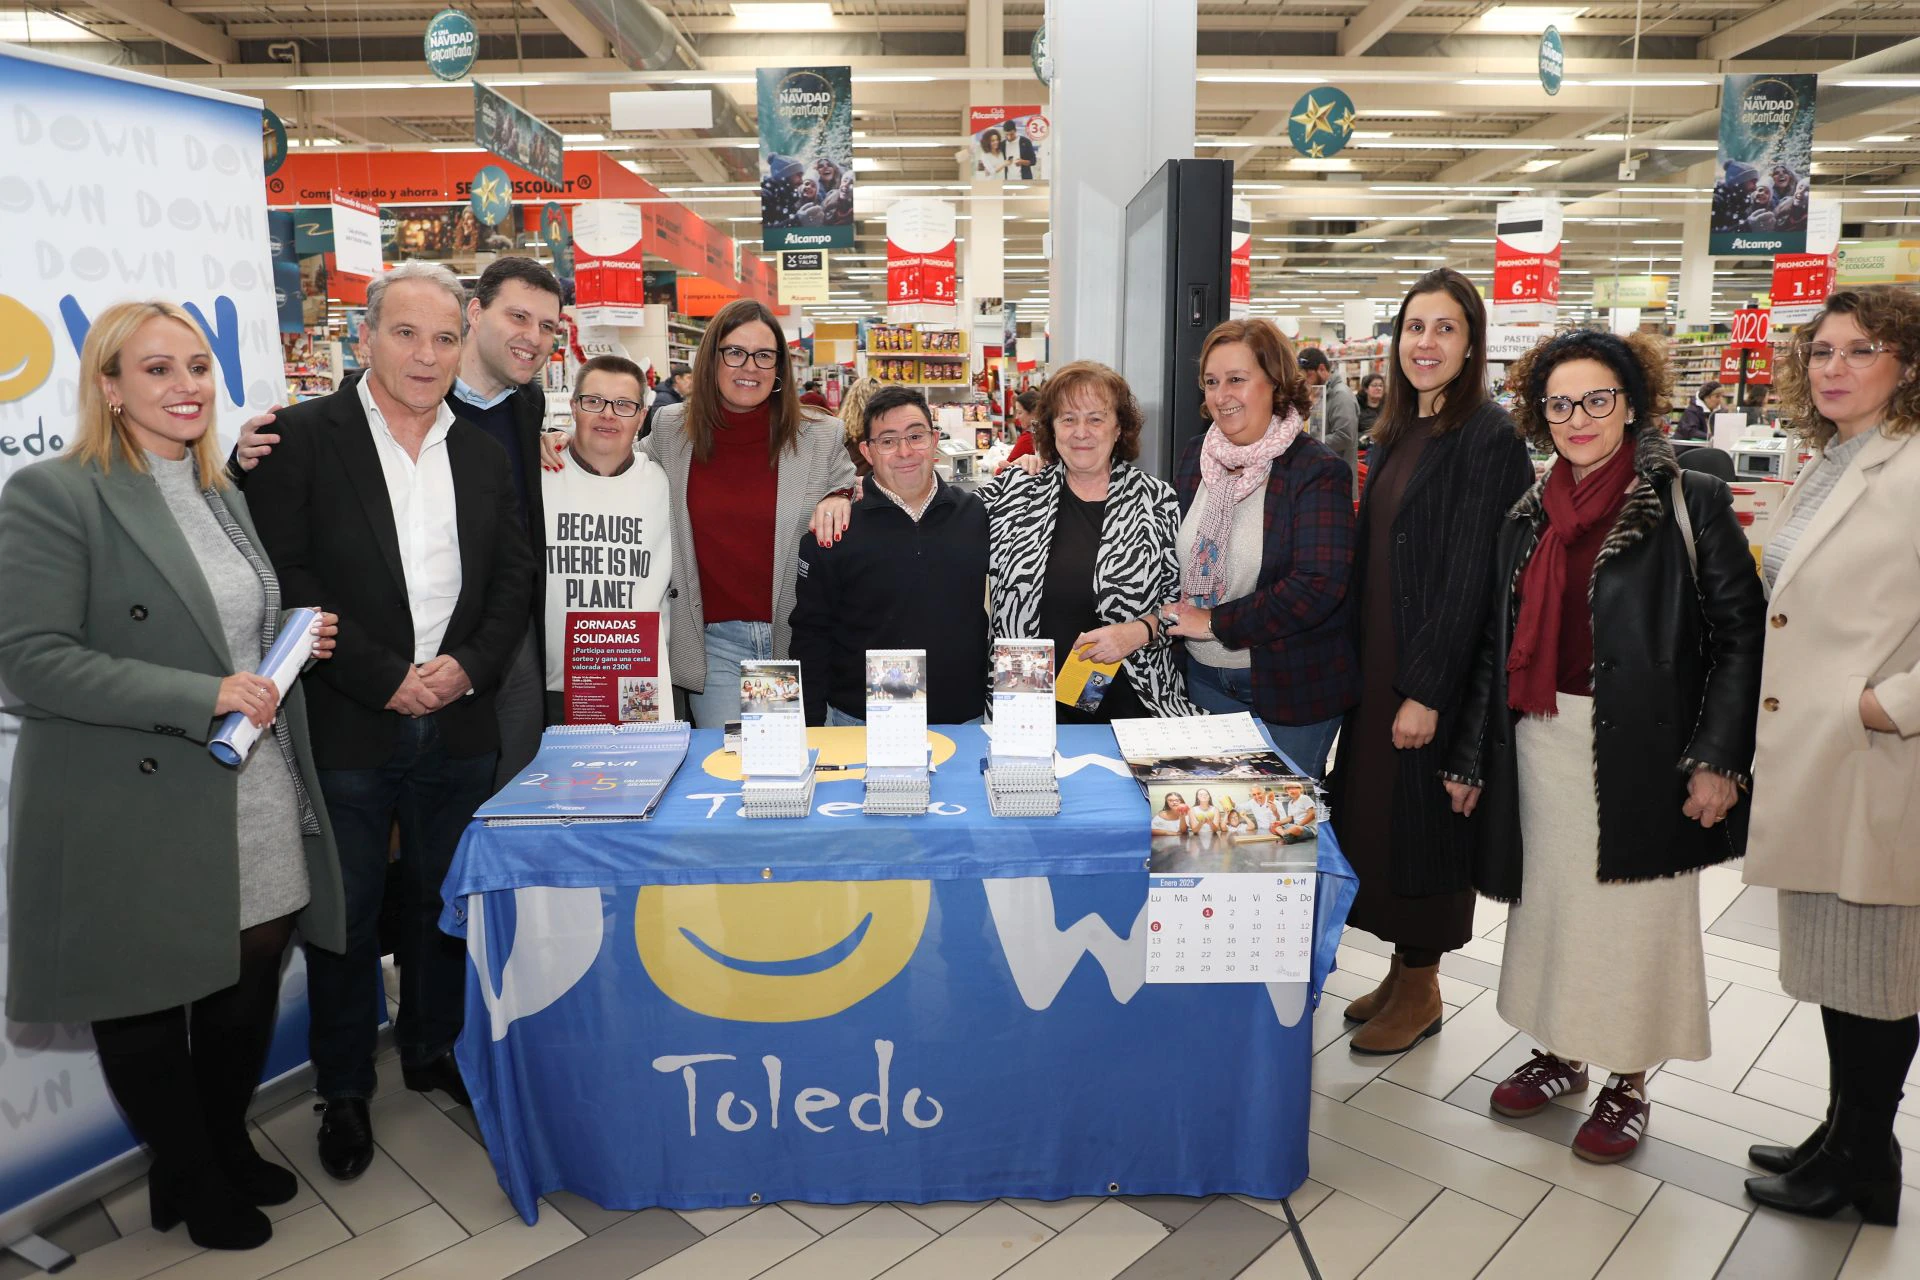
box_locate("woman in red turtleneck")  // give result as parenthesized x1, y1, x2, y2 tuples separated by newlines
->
(645, 300, 856, 727)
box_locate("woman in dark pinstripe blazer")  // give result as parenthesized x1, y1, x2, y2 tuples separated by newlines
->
(1327, 268, 1536, 1055)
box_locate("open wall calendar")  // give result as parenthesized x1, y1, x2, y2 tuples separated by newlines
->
(1145, 873, 1316, 984)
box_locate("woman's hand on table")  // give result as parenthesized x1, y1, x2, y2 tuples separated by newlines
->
(1072, 622, 1149, 666)
(1391, 698, 1439, 750)
(1682, 768, 1740, 829)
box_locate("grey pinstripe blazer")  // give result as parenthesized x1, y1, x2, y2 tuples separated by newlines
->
(643, 402, 856, 693)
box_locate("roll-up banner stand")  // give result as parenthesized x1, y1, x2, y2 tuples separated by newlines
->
(0, 43, 316, 1263)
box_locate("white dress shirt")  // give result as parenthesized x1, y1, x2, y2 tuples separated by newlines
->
(358, 376, 463, 663)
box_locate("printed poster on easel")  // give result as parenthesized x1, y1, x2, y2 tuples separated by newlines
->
(563, 611, 664, 724)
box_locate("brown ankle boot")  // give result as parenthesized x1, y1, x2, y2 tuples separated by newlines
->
(1343, 954, 1403, 1023)
(1350, 960, 1443, 1055)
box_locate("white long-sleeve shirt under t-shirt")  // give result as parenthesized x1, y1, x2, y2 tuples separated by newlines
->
(542, 448, 674, 699)
(358, 376, 462, 664)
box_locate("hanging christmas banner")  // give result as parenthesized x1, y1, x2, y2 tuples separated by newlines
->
(1287, 87, 1356, 158)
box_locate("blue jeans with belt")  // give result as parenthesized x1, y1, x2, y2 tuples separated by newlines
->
(686, 619, 775, 729)
(1185, 657, 1341, 782)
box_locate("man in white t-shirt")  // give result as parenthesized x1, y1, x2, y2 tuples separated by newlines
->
(1279, 780, 1321, 844)
(542, 356, 673, 724)
(1246, 784, 1285, 836)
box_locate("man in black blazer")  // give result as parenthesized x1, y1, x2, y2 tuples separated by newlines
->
(446, 256, 563, 784)
(243, 261, 533, 1182)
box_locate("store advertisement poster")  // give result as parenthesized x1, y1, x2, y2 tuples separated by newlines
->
(886, 199, 958, 317)
(0, 46, 309, 1237)
(1592, 275, 1670, 308)
(564, 612, 666, 725)
(1230, 198, 1253, 319)
(676, 275, 740, 318)
(1770, 253, 1834, 326)
(1492, 199, 1562, 325)
(268, 209, 305, 334)
(330, 190, 383, 277)
(1720, 345, 1773, 386)
(1711, 73, 1816, 256)
(757, 66, 855, 250)
(779, 249, 831, 305)
(968, 105, 1050, 181)
(572, 202, 648, 328)
(474, 81, 564, 187)
(1834, 240, 1920, 286)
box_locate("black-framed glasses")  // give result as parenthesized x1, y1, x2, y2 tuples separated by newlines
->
(574, 393, 641, 418)
(719, 345, 781, 370)
(1805, 342, 1888, 370)
(1540, 387, 1625, 424)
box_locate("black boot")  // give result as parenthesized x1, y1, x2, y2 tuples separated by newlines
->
(193, 919, 300, 1206)
(1749, 1096, 1832, 1175)
(1745, 1107, 1903, 1225)
(148, 1162, 274, 1250)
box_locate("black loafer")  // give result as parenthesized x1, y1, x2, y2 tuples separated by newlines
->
(315, 1098, 373, 1182)
(402, 1053, 472, 1109)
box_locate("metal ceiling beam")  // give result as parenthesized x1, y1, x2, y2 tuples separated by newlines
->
(1338, 0, 1424, 57)
(1430, 110, 1620, 186)
(1700, 0, 1852, 62)
(532, 0, 613, 58)
(86, 0, 236, 63)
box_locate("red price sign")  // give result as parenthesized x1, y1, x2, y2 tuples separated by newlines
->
(1770, 253, 1834, 325)
(1728, 307, 1772, 351)
(1720, 345, 1773, 386)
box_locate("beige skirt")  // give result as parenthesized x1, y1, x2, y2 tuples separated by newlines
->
(1497, 694, 1713, 1073)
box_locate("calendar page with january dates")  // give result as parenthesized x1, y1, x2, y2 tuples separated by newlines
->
(1146, 873, 1317, 984)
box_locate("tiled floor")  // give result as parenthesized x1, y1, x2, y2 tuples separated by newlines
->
(7, 866, 1917, 1279)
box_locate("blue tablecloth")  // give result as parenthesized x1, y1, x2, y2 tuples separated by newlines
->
(442, 725, 1356, 1222)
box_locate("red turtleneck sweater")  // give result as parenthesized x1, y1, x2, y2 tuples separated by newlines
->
(686, 400, 778, 625)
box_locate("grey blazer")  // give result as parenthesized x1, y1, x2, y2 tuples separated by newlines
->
(643, 402, 856, 692)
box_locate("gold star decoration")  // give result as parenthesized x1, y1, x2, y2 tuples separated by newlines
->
(1308, 140, 1327, 158)
(474, 171, 508, 211)
(1333, 108, 1357, 137)
(1291, 93, 1337, 141)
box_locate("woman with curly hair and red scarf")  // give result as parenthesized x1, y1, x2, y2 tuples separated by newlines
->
(1441, 329, 1765, 1163)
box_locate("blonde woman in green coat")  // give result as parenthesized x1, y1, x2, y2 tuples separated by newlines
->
(0, 302, 346, 1252)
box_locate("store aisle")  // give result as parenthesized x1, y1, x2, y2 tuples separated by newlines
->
(5, 864, 1914, 1280)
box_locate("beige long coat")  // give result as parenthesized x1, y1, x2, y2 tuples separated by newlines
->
(1744, 429, 1920, 906)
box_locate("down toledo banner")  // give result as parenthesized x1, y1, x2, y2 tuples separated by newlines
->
(0, 45, 310, 1240)
(1711, 73, 1816, 257)
(757, 66, 854, 251)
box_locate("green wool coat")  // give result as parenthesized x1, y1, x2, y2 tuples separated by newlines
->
(0, 455, 346, 1023)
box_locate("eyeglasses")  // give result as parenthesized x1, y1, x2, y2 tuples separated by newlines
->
(719, 345, 781, 370)
(868, 428, 937, 453)
(1540, 387, 1625, 424)
(574, 393, 641, 418)
(1805, 342, 1888, 370)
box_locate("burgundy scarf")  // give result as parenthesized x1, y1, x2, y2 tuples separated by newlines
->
(1506, 444, 1637, 716)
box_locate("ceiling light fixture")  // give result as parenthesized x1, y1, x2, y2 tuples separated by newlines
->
(729, 3, 835, 30)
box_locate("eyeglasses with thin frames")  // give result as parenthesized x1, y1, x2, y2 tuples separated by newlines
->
(1540, 387, 1625, 424)
(868, 428, 937, 453)
(574, 393, 641, 418)
(1804, 342, 1888, 370)
(719, 345, 781, 370)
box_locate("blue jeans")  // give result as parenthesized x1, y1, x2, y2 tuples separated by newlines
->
(1185, 657, 1341, 782)
(306, 716, 496, 1098)
(686, 619, 774, 729)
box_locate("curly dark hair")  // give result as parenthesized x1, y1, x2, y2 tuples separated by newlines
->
(1195, 319, 1314, 424)
(1506, 328, 1674, 452)
(1031, 360, 1144, 465)
(1776, 287, 1920, 449)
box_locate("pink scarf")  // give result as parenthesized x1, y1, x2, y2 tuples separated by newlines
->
(1183, 411, 1303, 606)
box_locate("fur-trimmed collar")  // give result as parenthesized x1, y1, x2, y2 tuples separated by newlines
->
(1509, 428, 1680, 523)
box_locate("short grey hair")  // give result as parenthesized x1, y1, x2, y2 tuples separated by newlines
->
(365, 260, 468, 335)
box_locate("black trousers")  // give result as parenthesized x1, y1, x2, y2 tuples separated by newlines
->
(91, 917, 294, 1177)
(1823, 1006, 1920, 1138)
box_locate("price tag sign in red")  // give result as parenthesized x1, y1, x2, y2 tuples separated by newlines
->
(1728, 307, 1772, 352)
(1770, 254, 1835, 326)
(1720, 345, 1773, 386)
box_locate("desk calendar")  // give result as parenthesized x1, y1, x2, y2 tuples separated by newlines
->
(1145, 872, 1317, 984)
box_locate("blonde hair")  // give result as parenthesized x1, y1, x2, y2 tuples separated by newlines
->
(69, 300, 228, 489)
(1777, 287, 1920, 449)
(838, 376, 880, 455)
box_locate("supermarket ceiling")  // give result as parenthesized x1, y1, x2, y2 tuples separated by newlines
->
(10, 0, 1920, 319)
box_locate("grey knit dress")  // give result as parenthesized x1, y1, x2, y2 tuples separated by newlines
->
(148, 454, 311, 929)
(1763, 429, 1920, 1021)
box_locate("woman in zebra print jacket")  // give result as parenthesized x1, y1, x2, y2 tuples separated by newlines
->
(985, 361, 1198, 722)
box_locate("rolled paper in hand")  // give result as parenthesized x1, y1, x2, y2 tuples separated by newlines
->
(209, 607, 320, 767)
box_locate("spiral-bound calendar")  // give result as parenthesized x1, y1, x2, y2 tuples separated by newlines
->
(1145, 872, 1316, 984)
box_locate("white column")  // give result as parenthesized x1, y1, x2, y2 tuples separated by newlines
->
(1048, 0, 1196, 366)
(964, 0, 1006, 313)
(1679, 199, 1714, 329)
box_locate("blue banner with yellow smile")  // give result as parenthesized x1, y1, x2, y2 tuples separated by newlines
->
(442, 726, 1355, 1221)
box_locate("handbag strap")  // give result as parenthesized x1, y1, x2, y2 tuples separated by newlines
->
(1671, 473, 1698, 582)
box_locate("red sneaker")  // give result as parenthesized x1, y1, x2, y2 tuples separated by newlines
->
(1490, 1050, 1589, 1118)
(1574, 1076, 1650, 1163)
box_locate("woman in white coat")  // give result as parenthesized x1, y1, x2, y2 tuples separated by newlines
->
(1742, 286, 1920, 1226)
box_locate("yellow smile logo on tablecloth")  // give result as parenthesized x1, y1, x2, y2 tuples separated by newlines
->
(635, 879, 932, 1021)
(698, 725, 957, 783)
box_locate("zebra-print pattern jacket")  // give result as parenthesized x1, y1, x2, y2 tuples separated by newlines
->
(982, 459, 1199, 719)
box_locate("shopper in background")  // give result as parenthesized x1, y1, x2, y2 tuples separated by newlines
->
(800, 379, 831, 410)
(996, 388, 1043, 474)
(1326, 267, 1536, 1055)
(1357, 373, 1387, 438)
(791, 385, 989, 726)
(0, 301, 347, 1251)
(1443, 330, 1764, 1163)
(988, 361, 1197, 721)
(242, 261, 534, 1183)
(1741, 287, 1920, 1226)
(1161, 319, 1358, 779)
(1300, 346, 1360, 485)
(642, 361, 692, 437)
(838, 375, 881, 474)
(1676, 379, 1724, 441)
(647, 299, 856, 728)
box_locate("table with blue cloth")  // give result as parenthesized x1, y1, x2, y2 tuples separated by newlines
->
(439, 724, 1356, 1224)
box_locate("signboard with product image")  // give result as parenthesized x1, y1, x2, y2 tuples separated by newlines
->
(425, 9, 479, 81)
(757, 66, 855, 251)
(1711, 73, 1816, 256)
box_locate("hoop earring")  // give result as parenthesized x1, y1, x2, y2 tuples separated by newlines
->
(772, 378, 782, 392)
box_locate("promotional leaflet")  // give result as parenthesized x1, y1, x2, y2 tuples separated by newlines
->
(563, 611, 665, 726)
(865, 650, 929, 767)
(989, 639, 1056, 761)
(740, 660, 809, 777)
(477, 723, 690, 824)
(1056, 648, 1120, 717)
(330, 190, 382, 277)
